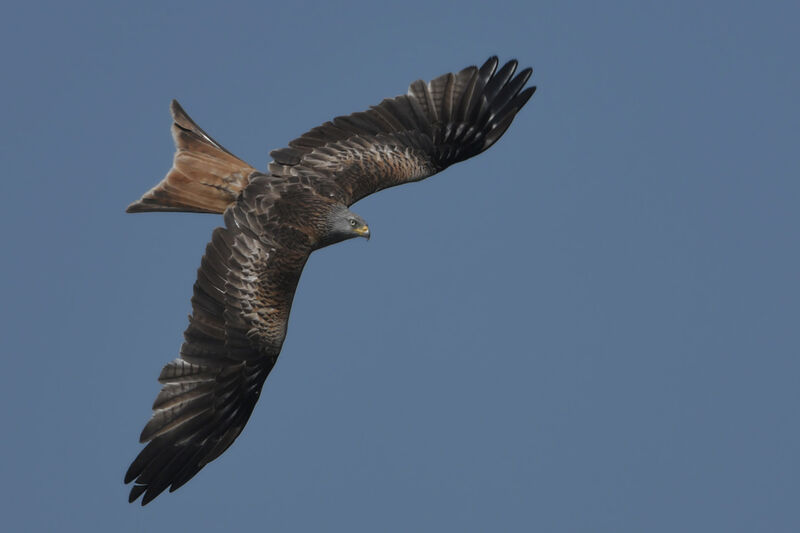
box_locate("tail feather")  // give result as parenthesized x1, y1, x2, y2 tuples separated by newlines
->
(127, 100, 257, 214)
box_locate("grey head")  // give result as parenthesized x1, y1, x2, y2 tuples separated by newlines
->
(317, 204, 370, 249)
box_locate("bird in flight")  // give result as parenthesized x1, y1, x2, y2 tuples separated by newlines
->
(125, 56, 535, 505)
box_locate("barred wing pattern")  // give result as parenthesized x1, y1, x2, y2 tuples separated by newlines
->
(269, 57, 535, 206)
(125, 179, 314, 505)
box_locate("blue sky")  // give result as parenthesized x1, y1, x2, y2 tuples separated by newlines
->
(1, 1, 798, 531)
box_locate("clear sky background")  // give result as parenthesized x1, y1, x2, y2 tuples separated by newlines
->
(1, 1, 798, 531)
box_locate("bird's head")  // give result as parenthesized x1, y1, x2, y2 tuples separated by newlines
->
(317, 205, 370, 248)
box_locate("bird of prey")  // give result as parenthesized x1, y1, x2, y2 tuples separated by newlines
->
(125, 56, 535, 505)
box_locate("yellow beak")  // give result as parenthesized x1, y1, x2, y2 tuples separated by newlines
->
(354, 224, 370, 239)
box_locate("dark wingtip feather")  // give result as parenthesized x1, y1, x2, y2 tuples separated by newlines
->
(515, 67, 533, 88)
(141, 484, 170, 506)
(128, 484, 147, 504)
(124, 466, 137, 485)
(514, 86, 537, 109)
(482, 111, 517, 149)
(480, 56, 500, 76)
(484, 60, 518, 101)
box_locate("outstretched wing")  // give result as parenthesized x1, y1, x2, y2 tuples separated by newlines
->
(269, 57, 535, 206)
(125, 178, 313, 505)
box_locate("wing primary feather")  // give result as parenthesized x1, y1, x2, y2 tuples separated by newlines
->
(482, 111, 518, 150)
(490, 67, 534, 116)
(139, 397, 210, 443)
(482, 59, 518, 104)
(408, 79, 436, 121)
(152, 381, 215, 410)
(128, 483, 147, 504)
(454, 67, 479, 125)
(478, 56, 500, 83)
(125, 441, 157, 484)
(168, 446, 211, 492)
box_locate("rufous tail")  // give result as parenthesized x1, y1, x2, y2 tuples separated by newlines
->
(126, 100, 258, 214)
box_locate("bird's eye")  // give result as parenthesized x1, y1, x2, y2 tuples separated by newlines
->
(349, 219, 357, 227)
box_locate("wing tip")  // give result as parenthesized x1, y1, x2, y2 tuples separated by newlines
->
(128, 484, 147, 504)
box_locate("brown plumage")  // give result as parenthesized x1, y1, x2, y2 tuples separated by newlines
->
(125, 57, 535, 505)
(126, 101, 259, 214)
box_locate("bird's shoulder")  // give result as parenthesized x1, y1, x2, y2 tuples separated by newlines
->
(230, 173, 344, 249)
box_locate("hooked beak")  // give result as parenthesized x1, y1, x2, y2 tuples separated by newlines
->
(354, 224, 370, 240)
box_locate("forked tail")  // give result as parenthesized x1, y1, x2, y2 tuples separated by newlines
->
(127, 100, 258, 214)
